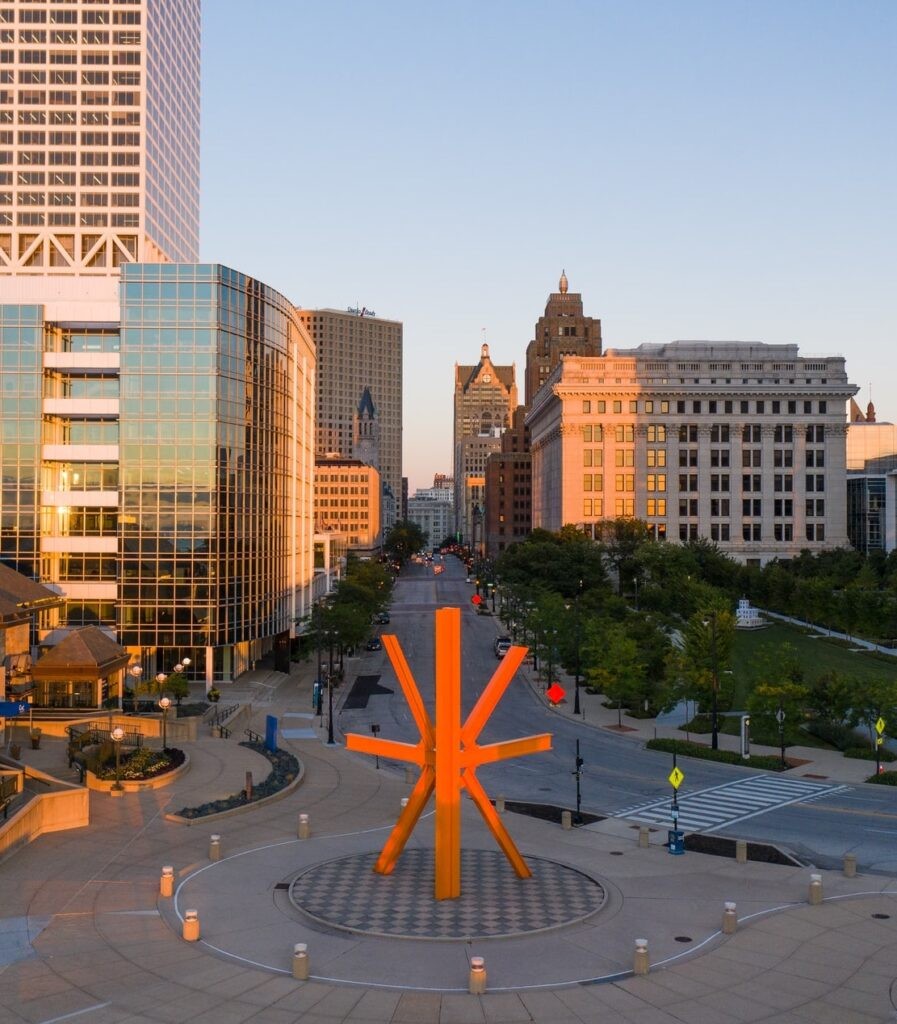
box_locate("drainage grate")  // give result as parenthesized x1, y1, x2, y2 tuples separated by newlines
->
(872, 913, 891, 920)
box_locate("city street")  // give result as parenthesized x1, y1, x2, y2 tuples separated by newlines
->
(339, 555, 897, 874)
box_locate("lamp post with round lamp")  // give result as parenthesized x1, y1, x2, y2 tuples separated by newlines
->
(128, 663, 142, 712)
(159, 696, 171, 750)
(111, 726, 125, 791)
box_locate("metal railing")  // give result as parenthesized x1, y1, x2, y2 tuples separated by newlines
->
(244, 728, 263, 745)
(66, 725, 143, 749)
(207, 702, 239, 727)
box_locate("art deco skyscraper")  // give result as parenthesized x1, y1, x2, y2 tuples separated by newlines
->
(0, 0, 200, 283)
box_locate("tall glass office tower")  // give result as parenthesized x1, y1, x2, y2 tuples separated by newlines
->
(0, 0, 200, 277)
(1, 265, 316, 691)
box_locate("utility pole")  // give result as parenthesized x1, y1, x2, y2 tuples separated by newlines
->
(573, 739, 584, 825)
(709, 612, 720, 751)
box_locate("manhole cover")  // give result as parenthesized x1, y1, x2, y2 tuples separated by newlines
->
(872, 913, 891, 920)
(289, 848, 606, 940)
(674, 935, 692, 943)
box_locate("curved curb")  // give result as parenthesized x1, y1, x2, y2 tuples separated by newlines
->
(162, 756, 305, 826)
(87, 751, 191, 793)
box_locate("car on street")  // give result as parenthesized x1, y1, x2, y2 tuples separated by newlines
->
(375, 611, 390, 624)
(365, 637, 382, 651)
(494, 636, 512, 658)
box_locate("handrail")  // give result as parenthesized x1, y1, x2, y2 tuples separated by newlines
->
(244, 728, 262, 744)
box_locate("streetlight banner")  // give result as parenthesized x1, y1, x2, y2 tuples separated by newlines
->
(0, 701, 29, 716)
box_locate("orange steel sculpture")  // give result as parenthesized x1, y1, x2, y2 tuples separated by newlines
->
(345, 607, 552, 899)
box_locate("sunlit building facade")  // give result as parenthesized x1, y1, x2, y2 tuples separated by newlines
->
(0, 0, 200, 278)
(1, 264, 316, 689)
(528, 342, 857, 566)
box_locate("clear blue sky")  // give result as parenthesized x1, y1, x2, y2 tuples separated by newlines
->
(200, 1, 896, 494)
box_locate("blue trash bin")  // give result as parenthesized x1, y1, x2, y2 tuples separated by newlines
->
(667, 828, 685, 855)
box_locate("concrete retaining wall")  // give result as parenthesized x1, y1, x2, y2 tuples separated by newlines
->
(0, 782, 88, 863)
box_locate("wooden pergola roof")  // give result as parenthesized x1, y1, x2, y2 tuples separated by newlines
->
(32, 626, 130, 682)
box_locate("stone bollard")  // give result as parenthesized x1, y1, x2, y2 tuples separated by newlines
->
(245, 771, 253, 801)
(292, 942, 309, 980)
(735, 839, 747, 864)
(808, 873, 823, 905)
(297, 813, 310, 840)
(496, 795, 505, 815)
(182, 909, 200, 942)
(633, 938, 649, 976)
(159, 865, 174, 898)
(209, 834, 221, 861)
(469, 955, 487, 995)
(638, 826, 650, 849)
(722, 901, 737, 935)
(843, 853, 857, 878)
(404, 766, 415, 784)
(561, 810, 572, 830)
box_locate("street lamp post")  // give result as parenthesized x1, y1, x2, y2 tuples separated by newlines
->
(572, 591, 583, 718)
(776, 704, 786, 768)
(705, 613, 720, 751)
(128, 663, 142, 713)
(326, 668, 335, 746)
(159, 696, 171, 750)
(111, 725, 125, 791)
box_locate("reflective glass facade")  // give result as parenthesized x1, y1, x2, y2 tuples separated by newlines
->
(0, 264, 316, 687)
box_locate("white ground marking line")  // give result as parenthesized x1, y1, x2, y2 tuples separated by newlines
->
(38, 1006, 111, 1024)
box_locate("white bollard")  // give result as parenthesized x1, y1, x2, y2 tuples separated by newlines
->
(400, 797, 409, 810)
(297, 813, 310, 840)
(633, 938, 649, 976)
(159, 865, 174, 898)
(638, 826, 650, 849)
(209, 834, 221, 861)
(468, 955, 487, 995)
(735, 839, 747, 863)
(292, 942, 309, 980)
(182, 909, 200, 941)
(496, 795, 505, 814)
(808, 873, 823, 905)
(843, 853, 857, 878)
(722, 901, 737, 935)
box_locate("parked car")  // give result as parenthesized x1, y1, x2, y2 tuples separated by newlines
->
(375, 611, 390, 624)
(365, 637, 382, 651)
(494, 636, 512, 658)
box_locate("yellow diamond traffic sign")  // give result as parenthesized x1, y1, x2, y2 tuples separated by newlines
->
(668, 766, 684, 790)
(876, 717, 886, 735)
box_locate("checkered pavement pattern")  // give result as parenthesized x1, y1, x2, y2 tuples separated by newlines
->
(289, 848, 605, 939)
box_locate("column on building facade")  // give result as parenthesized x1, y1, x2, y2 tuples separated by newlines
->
(697, 424, 713, 527)
(730, 425, 745, 557)
(827, 423, 850, 545)
(793, 421, 808, 546)
(760, 424, 777, 556)
(667, 423, 682, 541)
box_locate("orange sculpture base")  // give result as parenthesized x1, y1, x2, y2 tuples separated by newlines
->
(346, 607, 551, 899)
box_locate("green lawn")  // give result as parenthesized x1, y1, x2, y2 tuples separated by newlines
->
(729, 623, 895, 708)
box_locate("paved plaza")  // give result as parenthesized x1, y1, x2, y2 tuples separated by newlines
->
(2, 662, 897, 1022)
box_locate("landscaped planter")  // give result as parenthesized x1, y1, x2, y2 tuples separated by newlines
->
(86, 750, 190, 793)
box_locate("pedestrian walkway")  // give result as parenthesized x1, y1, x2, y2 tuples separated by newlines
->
(613, 774, 851, 833)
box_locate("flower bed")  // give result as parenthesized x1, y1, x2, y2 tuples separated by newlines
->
(94, 746, 185, 781)
(173, 742, 300, 819)
(647, 738, 789, 772)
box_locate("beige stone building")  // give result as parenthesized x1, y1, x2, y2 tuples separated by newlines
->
(527, 341, 857, 565)
(314, 457, 381, 558)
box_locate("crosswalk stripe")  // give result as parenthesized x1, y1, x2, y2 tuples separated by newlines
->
(612, 774, 849, 834)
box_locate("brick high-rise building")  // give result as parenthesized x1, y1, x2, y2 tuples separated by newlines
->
(524, 271, 602, 406)
(485, 406, 531, 556)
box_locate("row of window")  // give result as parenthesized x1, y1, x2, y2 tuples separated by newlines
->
(0, 70, 140, 83)
(583, 423, 827, 444)
(0, 32, 141, 48)
(2, 171, 139, 184)
(2, 210, 137, 225)
(587, 447, 824, 470)
(2, 10, 141, 25)
(0, 88, 139, 104)
(582, 398, 830, 416)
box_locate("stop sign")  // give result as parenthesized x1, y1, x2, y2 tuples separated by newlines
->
(471, 594, 483, 606)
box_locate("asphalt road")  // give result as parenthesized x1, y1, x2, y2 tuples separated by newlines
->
(338, 555, 897, 874)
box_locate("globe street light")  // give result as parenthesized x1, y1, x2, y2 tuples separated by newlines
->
(128, 663, 142, 713)
(159, 696, 171, 750)
(111, 725, 125, 791)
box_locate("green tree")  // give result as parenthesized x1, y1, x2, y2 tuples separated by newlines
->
(582, 620, 645, 726)
(593, 517, 651, 596)
(747, 681, 809, 745)
(384, 520, 427, 565)
(164, 672, 190, 708)
(681, 604, 735, 749)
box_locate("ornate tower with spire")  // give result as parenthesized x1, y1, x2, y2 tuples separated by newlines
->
(352, 386, 381, 470)
(524, 271, 602, 407)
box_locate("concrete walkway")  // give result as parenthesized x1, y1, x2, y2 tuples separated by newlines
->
(1, 657, 896, 1021)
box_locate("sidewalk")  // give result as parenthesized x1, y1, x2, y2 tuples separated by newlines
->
(0, 653, 895, 1021)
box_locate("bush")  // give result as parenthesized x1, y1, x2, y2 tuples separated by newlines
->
(646, 738, 788, 771)
(866, 770, 897, 785)
(803, 720, 862, 751)
(843, 746, 897, 762)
